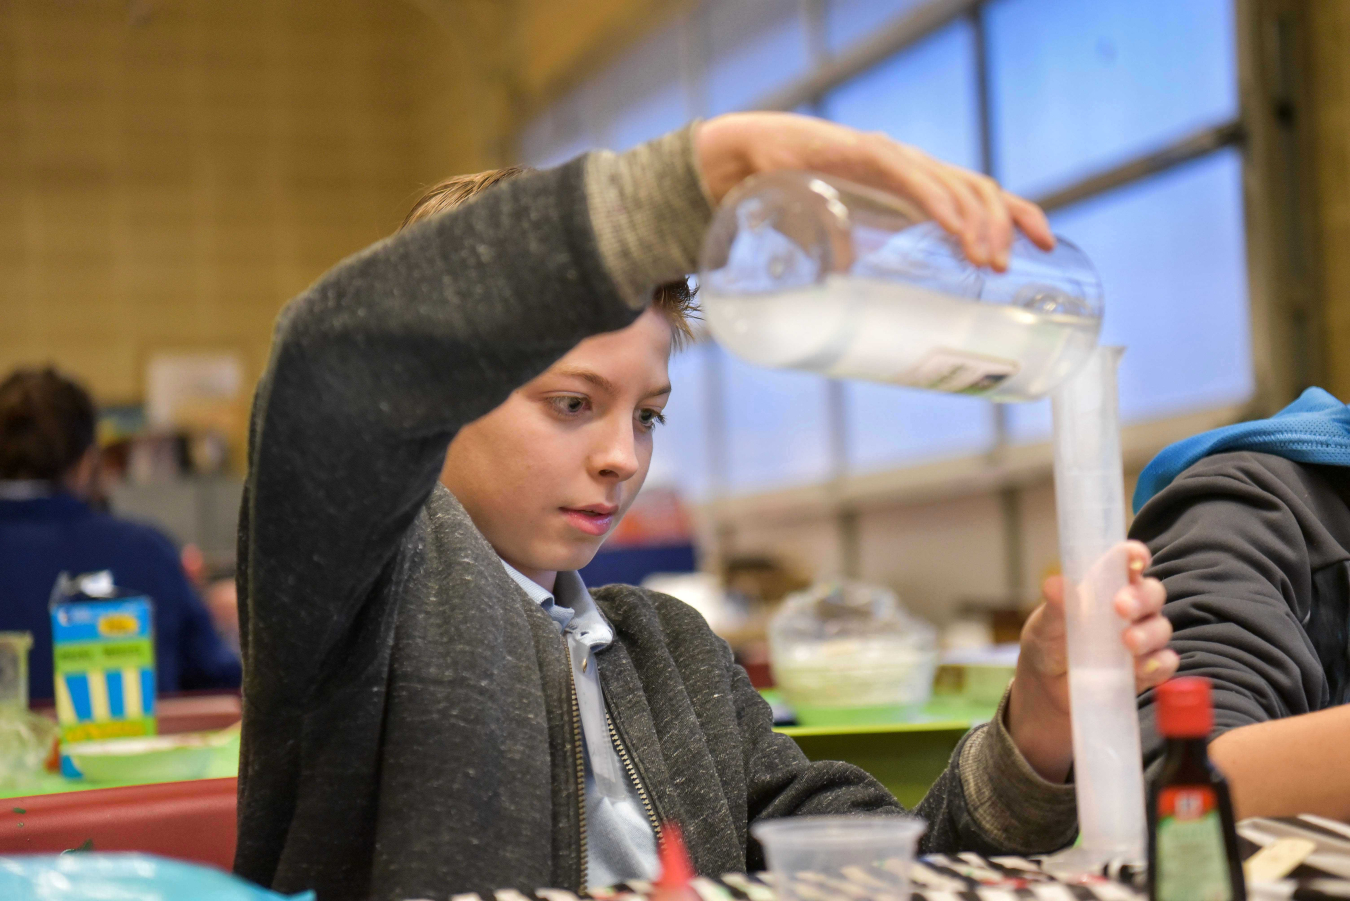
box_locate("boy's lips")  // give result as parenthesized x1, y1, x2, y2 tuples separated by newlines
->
(560, 504, 617, 536)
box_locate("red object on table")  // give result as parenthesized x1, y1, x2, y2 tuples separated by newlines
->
(0, 777, 239, 869)
(652, 821, 700, 901)
(655, 821, 694, 888)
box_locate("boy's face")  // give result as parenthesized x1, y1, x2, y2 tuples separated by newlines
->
(440, 307, 673, 590)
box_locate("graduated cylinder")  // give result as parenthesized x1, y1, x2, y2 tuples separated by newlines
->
(1050, 346, 1147, 868)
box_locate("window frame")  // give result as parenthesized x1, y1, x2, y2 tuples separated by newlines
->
(513, 0, 1285, 563)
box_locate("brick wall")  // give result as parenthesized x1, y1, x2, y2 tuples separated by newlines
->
(0, 0, 496, 417)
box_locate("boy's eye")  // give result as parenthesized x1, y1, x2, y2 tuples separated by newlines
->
(637, 409, 666, 431)
(548, 395, 589, 416)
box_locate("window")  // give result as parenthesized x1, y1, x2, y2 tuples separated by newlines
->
(518, 0, 1249, 500)
(647, 342, 714, 500)
(520, 20, 690, 165)
(985, 0, 1239, 197)
(823, 19, 993, 470)
(846, 386, 995, 472)
(720, 347, 835, 493)
(706, 0, 810, 115)
(1007, 149, 1250, 440)
(822, 20, 981, 170)
(604, 20, 690, 152)
(825, 0, 928, 55)
(518, 87, 601, 168)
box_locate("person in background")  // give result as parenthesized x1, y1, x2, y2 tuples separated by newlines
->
(0, 366, 242, 702)
(204, 570, 241, 655)
(181, 543, 242, 654)
(1127, 387, 1350, 822)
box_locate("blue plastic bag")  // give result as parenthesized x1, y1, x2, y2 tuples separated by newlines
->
(0, 853, 314, 900)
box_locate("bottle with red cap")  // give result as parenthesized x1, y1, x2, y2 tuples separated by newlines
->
(1148, 676, 1245, 901)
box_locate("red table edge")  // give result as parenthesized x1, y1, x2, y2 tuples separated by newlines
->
(0, 776, 238, 870)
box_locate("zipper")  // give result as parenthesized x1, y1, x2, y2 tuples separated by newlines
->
(564, 636, 588, 890)
(605, 708, 663, 845)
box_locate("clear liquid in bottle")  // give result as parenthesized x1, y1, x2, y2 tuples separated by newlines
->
(699, 172, 1104, 402)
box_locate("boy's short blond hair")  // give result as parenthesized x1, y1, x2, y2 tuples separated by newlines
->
(403, 167, 698, 347)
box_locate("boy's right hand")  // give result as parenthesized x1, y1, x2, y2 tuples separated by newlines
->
(695, 112, 1052, 273)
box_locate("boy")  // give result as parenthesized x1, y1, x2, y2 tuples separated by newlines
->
(235, 113, 1176, 901)
(1129, 387, 1350, 820)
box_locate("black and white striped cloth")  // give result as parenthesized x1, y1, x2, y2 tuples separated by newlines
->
(446, 818, 1350, 901)
(446, 854, 1145, 901)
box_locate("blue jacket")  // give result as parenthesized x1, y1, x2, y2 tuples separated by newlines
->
(0, 491, 241, 702)
(1134, 387, 1350, 513)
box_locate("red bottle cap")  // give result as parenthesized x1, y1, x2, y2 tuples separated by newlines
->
(655, 821, 694, 890)
(1156, 676, 1213, 738)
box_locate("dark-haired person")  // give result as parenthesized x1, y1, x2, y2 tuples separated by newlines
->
(1129, 387, 1350, 821)
(0, 366, 242, 702)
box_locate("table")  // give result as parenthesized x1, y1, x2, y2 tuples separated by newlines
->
(499, 854, 1146, 901)
(0, 694, 994, 869)
(0, 693, 242, 868)
(775, 695, 997, 808)
(0, 777, 238, 870)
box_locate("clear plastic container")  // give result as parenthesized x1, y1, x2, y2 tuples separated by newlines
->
(752, 815, 926, 901)
(0, 632, 32, 710)
(698, 171, 1103, 402)
(0, 631, 57, 788)
(767, 581, 937, 725)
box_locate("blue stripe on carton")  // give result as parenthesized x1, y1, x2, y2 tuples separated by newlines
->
(66, 673, 92, 722)
(106, 669, 125, 718)
(140, 668, 156, 715)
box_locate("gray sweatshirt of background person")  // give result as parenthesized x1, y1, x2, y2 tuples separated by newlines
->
(1130, 450, 1350, 769)
(233, 125, 1078, 901)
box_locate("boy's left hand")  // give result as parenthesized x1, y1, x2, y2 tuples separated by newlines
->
(1005, 540, 1178, 782)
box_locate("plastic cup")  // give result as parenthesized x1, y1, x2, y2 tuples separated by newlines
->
(0, 632, 33, 710)
(751, 815, 926, 901)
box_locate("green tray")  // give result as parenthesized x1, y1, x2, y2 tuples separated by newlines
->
(769, 691, 997, 807)
(1, 695, 997, 805)
(0, 737, 239, 800)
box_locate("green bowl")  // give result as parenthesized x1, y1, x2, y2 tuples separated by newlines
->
(64, 731, 234, 784)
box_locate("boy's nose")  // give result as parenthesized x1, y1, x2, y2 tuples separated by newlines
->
(590, 419, 640, 482)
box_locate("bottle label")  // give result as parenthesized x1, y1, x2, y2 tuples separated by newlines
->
(1155, 786, 1233, 901)
(898, 348, 1019, 394)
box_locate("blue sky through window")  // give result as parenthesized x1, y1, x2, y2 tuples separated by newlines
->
(986, 0, 1238, 198)
(707, 0, 810, 115)
(1007, 148, 1251, 441)
(647, 342, 714, 500)
(825, 0, 928, 55)
(720, 346, 834, 493)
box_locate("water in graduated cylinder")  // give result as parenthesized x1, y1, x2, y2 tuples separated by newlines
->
(1068, 666, 1147, 860)
(704, 275, 1100, 402)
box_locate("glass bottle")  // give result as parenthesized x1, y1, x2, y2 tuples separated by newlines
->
(1148, 677, 1246, 901)
(697, 171, 1104, 402)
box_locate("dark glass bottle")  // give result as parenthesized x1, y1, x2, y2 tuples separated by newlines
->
(1148, 677, 1246, 901)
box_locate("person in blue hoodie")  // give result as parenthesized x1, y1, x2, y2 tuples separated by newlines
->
(0, 366, 241, 703)
(1129, 387, 1350, 821)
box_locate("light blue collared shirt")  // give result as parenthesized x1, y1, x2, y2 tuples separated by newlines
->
(501, 561, 659, 888)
